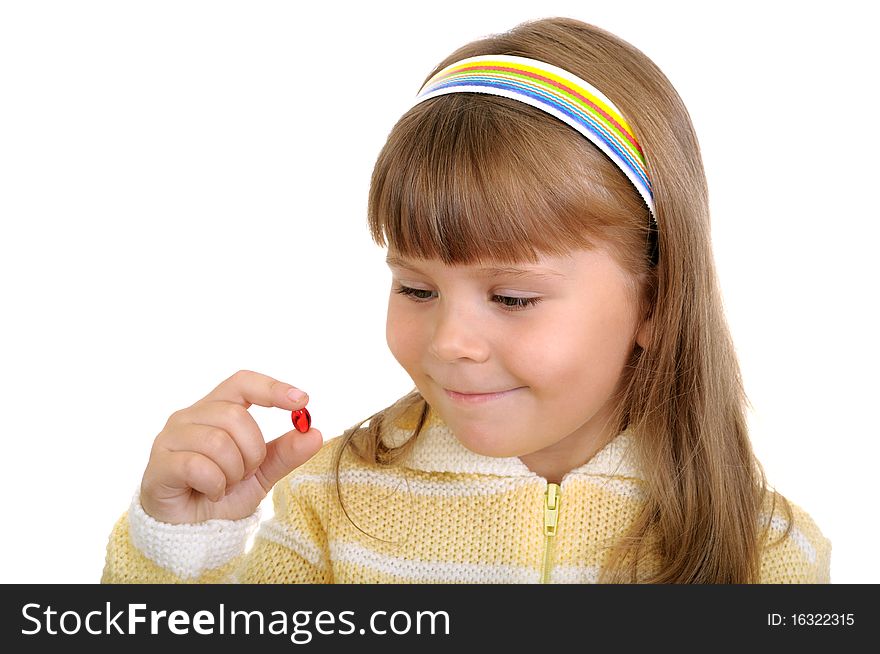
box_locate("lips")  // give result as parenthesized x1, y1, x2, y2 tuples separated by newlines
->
(444, 387, 522, 404)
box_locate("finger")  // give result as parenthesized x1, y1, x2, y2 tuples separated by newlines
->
(257, 427, 324, 491)
(170, 401, 267, 475)
(161, 423, 246, 489)
(163, 450, 228, 502)
(196, 370, 309, 412)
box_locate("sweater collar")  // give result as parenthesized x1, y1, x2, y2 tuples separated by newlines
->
(381, 399, 641, 480)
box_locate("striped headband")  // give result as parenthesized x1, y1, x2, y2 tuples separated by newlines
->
(411, 54, 657, 225)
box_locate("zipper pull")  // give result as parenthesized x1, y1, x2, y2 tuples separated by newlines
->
(544, 483, 560, 536)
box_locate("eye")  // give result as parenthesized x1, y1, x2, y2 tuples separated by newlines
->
(393, 285, 543, 312)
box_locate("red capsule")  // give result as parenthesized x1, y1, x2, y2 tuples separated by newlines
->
(291, 407, 311, 433)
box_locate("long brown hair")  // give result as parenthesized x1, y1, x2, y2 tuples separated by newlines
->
(332, 16, 792, 582)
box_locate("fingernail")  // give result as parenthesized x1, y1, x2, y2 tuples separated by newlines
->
(287, 388, 307, 403)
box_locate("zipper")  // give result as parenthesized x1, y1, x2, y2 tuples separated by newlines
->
(540, 482, 560, 584)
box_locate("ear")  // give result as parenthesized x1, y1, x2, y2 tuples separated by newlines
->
(635, 315, 653, 350)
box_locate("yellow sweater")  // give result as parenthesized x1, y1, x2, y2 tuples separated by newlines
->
(102, 401, 831, 584)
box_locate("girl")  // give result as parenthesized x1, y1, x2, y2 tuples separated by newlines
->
(102, 16, 830, 584)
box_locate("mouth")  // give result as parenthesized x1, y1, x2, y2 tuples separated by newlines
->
(444, 387, 523, 404)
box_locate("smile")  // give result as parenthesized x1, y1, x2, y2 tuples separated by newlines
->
(444, 388, 523, 404)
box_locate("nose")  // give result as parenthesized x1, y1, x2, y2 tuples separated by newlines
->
(428, 298, 490, 363)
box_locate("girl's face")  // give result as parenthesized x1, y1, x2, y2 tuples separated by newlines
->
(385, 245, 651, 481)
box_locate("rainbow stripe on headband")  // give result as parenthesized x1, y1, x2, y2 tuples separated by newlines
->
(411, 54, 656, 225)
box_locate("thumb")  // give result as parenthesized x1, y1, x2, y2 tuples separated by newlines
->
(259, 428, 324, 491)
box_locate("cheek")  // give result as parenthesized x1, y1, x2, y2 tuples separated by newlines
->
(533, 303, 637, 388)
(385, 302, 403, 360)
(386, 300, 419, 364)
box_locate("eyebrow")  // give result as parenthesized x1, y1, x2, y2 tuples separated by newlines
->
(385, 255, 566, 280)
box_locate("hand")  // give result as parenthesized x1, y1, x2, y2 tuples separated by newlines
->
(139, 370, 323, 524)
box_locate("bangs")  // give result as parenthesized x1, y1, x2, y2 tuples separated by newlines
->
(367, 93, 644, 267)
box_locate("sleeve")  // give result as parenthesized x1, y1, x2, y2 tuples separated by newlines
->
(100, 488, 262, 583)
(101, 471, 333, 584)
(758, 500, 832, 584)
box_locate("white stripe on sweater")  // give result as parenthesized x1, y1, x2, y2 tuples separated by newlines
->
(287, 471, 538, 496)
(328, 540, 540, 583)
(550, 565, 601, 583)
(287, 469, 645, 500)
(255, 519, 325, 567)
(762, 514, 816, 564)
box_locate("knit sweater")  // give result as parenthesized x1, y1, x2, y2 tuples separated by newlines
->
(101, 400, 832, 584)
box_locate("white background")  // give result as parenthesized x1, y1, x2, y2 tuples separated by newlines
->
(1, 0, 877, 584)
